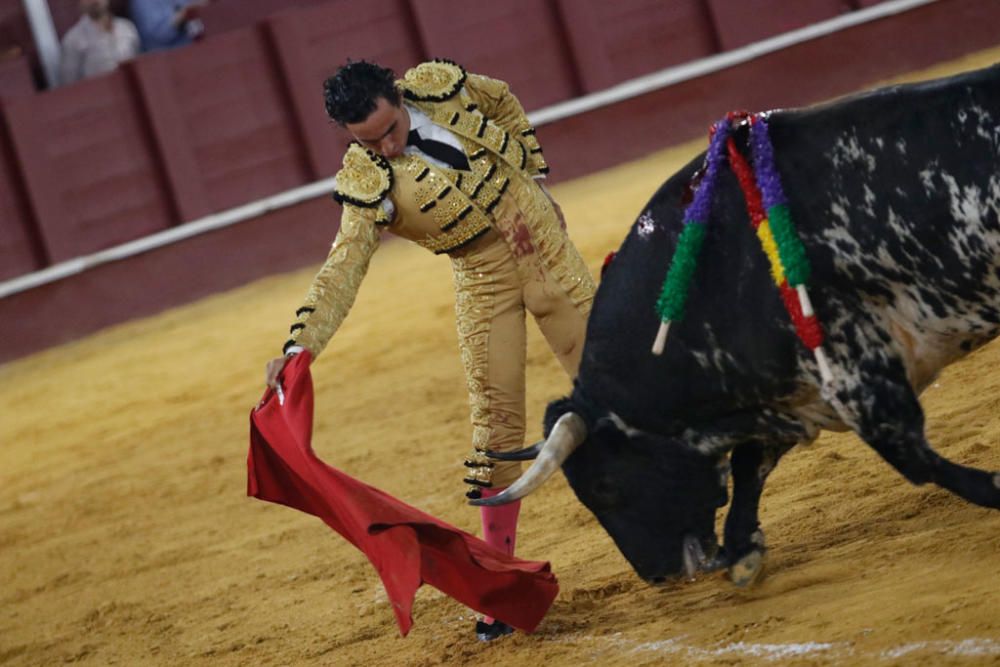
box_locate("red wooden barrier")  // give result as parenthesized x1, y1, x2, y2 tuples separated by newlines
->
(134, 27, 310, 216)
(0, 1, 39, 89)
(706, 0, 853, 51)
(538, 0, 1000, 184)
(264, 0, 425, 178)
(0, 54, 34, 100)
(407, 0, 580, 110)
(198, 0, 329, 36)
(0, 108, 42, 280)
(2, 0, 999, 363)
(556, 0, 718, 94)
(3, 67, 173, 262)
(0, 196, 336, 361)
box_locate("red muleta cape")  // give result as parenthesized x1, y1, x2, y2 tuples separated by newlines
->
(247, 352, 558, 636)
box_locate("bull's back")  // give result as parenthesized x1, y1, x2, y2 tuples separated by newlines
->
(771, 64, 1000, 373)
(580, 63, 1000, 430)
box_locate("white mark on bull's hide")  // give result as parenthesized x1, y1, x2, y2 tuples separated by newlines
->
(993, 472, 1000, 490)
(942, 172, 985, 227)
(967, 105, 997, 144)
(819, 224, 864, 276)
(874, 137, 884, 149)
(829, 197, 851, 226)
(711, 347, 741, 375)
(895, 137, 907, 156)
(881, 207, 920, 269)
(919, 160, 940, 195)
(698, 324, 743, 383)
(806, 309, 885, 432)
(861, 184, 876, 217)
(940, 172, 1000, 269)
(957, 109, 968, 124)
(607, 411, 644, 438)
(636, 211, 656, 239)
(685, 430, 733, 456)
(830, 132, 876, 173)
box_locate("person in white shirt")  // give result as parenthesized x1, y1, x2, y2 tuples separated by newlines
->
(59, 0, 139, 86)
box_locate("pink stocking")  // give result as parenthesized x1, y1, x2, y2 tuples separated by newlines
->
(479, 486, 521, 624)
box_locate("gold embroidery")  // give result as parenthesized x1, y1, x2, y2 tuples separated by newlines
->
(332, 145, 392, 207)
(424, 93, 545, 179)
(421, 218, 492, 254)
(463, 466, 494, 487)
(396, 155, 494, 254)
(398, 59, 466, 102)
(452, 259, 497, 491)
(287, 205, 382, 356)
(464, 450, 494, 468)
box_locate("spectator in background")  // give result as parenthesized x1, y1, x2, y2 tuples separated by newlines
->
(130, 0, 210, 52)
(59, 0, 139, 86)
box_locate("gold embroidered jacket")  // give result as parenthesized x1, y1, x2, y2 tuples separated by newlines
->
(284, 60, 550, 356)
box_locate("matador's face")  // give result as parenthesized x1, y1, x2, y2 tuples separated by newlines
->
(346, 97, 411, 159)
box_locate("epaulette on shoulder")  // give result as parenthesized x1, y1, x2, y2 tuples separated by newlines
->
(332, 144, 393, 208)
(398, 59, 467, 103)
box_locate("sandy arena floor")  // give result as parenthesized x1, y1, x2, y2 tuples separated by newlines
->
(2, 50, 1000, 667)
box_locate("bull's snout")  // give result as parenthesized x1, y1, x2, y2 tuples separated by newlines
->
(643, 534, 722, 585)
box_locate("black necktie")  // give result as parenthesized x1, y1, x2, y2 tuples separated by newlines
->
(407, 129, 470, 171)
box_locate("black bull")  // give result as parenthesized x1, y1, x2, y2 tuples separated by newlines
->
(473, 64, 1000, 584)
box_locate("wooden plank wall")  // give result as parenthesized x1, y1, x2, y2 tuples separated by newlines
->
(5, 0, 997, 361)
(0, 0, 877, 277)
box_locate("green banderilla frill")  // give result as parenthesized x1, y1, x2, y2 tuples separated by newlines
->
(655, 222, 707, 322)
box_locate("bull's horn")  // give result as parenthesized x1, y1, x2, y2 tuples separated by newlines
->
(469, 412, 587, 507)
(485, 441, 543, 461)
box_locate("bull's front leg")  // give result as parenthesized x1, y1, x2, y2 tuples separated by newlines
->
(720, 440, 793, 586)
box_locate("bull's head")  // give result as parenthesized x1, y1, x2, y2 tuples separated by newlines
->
(471, 398, 729, 583)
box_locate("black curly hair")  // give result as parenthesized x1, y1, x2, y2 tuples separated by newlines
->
(323, 60, 401, 126)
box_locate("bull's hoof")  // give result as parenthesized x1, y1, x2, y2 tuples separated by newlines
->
(729, 548, 766, 587)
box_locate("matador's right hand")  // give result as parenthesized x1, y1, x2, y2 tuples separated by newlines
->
(264, 356, 289, 389)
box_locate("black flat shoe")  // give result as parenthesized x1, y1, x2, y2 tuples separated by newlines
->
(475, 620, 514, 642)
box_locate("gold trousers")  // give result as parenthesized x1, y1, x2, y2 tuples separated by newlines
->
(450, 177, 595, 494)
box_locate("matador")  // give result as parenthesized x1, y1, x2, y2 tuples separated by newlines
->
(264, 59, 595, 640)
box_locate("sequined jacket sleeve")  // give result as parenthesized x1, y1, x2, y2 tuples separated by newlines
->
(282, 204, 382, 356)
(463, 73, 548, 175)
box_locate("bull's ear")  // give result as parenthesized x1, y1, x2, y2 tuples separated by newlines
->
(543, 396, 576, 435)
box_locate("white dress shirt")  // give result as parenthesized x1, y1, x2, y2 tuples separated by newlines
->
(376, 105, 466, 220)
(403, 104, 466, 169)
(59, 15, 140, 86)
